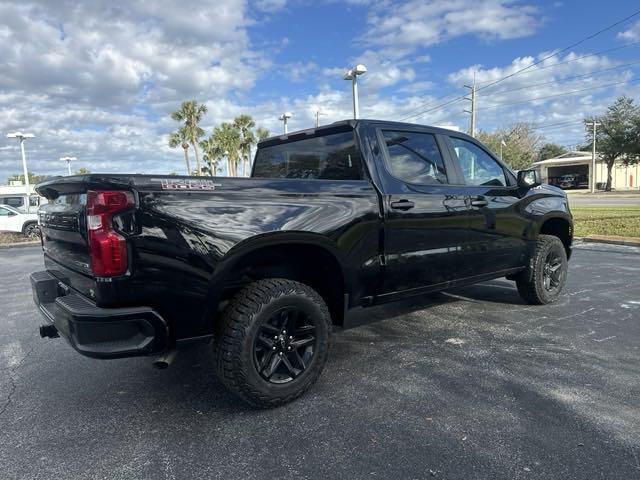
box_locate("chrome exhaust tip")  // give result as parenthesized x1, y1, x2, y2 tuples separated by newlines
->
(152, 350, 177, 369)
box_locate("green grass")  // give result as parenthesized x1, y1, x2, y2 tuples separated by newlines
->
(571, 207, 640, 238)
(0, 232, 35, 244)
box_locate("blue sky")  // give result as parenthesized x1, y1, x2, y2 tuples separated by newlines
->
(1, 0, 639, 179)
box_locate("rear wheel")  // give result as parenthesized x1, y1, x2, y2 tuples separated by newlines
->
(516, 235, 568, 304)
(213, 278, 331, 408)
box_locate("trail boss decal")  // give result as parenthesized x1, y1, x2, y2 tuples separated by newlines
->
(153, 178, 222, 191)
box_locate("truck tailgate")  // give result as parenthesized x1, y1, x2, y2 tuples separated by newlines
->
(38, 191, 95, 297)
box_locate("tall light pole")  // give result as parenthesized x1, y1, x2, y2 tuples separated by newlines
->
(343, 64, 367, 119)
(315, 109, 327, 128)
(279, 112, 292, 134)
(6, 132, 35, 211)
(586, 120, 601, 193)
(60, 156, 77, 175)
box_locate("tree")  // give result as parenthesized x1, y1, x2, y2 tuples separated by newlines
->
(256, 127, 270, 141)
(200, 135, 224, 176)
(168, 127, 191, 175)
(212, 122, 241, 176)
(234, 114, 256, 177)
(537, 143, 567, 162)
(75, 167, 91, 174)
(171, 100, 207, 175)
(7, 172, 48, 185)
(476, 122, 543, 170)
(585, 96, 640, 191)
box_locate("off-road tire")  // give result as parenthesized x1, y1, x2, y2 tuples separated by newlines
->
(516, 234, 568, 305)
(213, 278, 331, 408)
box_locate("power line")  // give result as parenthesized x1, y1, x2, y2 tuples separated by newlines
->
(400, 42, 640, 122)
(486, 61, 640, 97)
(479, 78, 640, 110)
(475, 8, 640, 93)
(399, 90, 465, 119)
(400, 93, 467, 121)
(533, 120, 585, 130)
(399, 14, 640, 123)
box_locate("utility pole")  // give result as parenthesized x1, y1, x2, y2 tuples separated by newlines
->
(586, 120, 601, 193)
(464, 73, 477, 138)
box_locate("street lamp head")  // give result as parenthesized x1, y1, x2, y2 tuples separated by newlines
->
(353, 64, 367, 75)
(344, 64, 367, 80)
(6, 132, 34, 139)
(279, 112, 292, 120)
(60, 156, 77, 161)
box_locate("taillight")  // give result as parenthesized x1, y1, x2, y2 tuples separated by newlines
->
(86, 190, 135, 277)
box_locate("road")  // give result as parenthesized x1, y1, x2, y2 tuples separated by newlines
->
(568, 194, 640, 207)
(1, 244, 639, 479)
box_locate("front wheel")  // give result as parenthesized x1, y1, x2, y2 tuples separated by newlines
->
(213, 278, 332, 408)
(516, 235, 568, 305)
(23, 222, 39, 238)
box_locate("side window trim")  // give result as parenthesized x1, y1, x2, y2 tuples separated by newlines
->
(446, 134, 513, 188)
(376, 127, 450, 186)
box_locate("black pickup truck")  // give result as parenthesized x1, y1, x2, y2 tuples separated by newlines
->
(31, 120, 572, 407)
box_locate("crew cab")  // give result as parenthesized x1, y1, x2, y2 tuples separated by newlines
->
(31, 120, 572, 407)
(0, 204, 39, 237)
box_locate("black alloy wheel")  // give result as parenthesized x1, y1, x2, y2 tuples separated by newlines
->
(253, 307, 317, 384)
(542, 250, 563, 292)
(516, 234, 568, 305)
(213, 278, 331, 408)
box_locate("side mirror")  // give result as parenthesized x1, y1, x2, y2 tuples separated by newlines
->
(517, 169, 541, 188)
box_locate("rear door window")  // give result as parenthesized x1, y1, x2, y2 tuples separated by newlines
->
(381, 130, 448, 185)
(253, 131, 363, 180)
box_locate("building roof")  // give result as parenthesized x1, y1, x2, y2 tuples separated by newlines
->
(531, 151, 594, 166)
(0, 184, 37, 195)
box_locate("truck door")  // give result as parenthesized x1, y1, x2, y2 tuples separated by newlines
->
(444, 135, 528, 276)
(374, 128, 470, 294)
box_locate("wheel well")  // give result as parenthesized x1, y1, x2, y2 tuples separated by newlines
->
(540, 217, 572, 256)
(220, 244, 346, 326)
(22, 221, 37, 233)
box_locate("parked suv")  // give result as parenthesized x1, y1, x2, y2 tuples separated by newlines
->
(0, 205, 39, 237)
(31, 120, 572, 407)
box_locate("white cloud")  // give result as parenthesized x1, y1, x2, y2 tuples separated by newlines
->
(1, 0, 636, 182)
(360, 0, 539, 57)
(618, 20, 640, 42)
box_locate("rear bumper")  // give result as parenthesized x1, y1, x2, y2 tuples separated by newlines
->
(30, 270, 168, 359)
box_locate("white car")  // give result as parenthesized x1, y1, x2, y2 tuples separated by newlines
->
(0, 204, 39, 237)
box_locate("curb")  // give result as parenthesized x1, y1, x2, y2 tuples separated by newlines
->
(0, 241, 40, 249)
(581, 235, 640, 247)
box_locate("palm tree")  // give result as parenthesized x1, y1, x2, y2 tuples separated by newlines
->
(200, 136, 224, 176)
(256, 127, 270, 141)
(168, 127, 191, 175)
(171, 100, 207, 175)
(212, 123, 241, 176)
(233, 115, 256, 177)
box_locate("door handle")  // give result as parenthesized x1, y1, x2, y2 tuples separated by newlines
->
(470, 197, 488, 208)
(390, 199, 415, 211)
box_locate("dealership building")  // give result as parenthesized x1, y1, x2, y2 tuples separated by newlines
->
(531, 151, 640, 191)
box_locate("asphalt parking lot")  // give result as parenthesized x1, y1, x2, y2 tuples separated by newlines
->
(1, 244, 639, 480)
